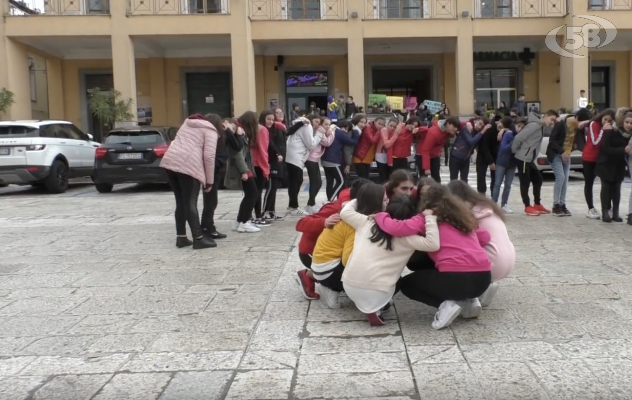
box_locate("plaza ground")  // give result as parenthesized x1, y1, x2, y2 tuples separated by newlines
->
(0, 170, 631, 399)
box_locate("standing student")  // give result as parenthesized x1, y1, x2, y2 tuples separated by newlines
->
(344, 114, 366, 187)
(375, 184, 492, 330)
(577, 89, 589, 109)
(289, 103, 301, 122)
(285, 116, 325, 216)
(263, 110, 288, 221)
(252, 112, 272, 227)
(161, 114, 218, 249)
(420, 117, 461, 183)
(341, 196, 439, 326)
(583, 109, 615, 219)
(513, 94, 526, 116)
(345, 96, 356, 119)
(375, 118, 402, 183)
(450, 118, 487, 182)
(598, 109, 632, 223)
(447, 180, 515, 307)
(353, 115, 384, 179)
(305, 116, 334, 214)
(321, 120, 359, 201)
(493, 117, 525, 213)
(511, 110, 558, 216)
(336, 95, 346, 122)
(225, 111, 262, 233)
(547, 109, 592, 217)
(392, 117, 420, 171)
(476, 116, 501, 196)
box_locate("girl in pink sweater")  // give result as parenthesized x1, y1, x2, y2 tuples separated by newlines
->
(447, 180, 516, 307)
(375, 184, 492, 330)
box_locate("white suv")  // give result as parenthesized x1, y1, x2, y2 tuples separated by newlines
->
(0, 120, 100, 193)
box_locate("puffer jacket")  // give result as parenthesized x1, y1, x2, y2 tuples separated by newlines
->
(161, 116, 218, 187)
(353, 121, 380, 163)
(391, 127, 415, 159)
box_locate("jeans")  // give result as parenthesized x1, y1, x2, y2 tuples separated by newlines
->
(551, 155, 571, 206)
(237, 177, 259, 223)
(324, 165, 345, 201)
(201, 168, 221, 232)
(516, 159, 543, 206)
(449, 157, 470, 182)
(166, 170, 203, 238)
(492, 165, 516, 206)
(582, 161, 597, 210)
(287, 163, 303, 209)
(305, 161, 321, 207)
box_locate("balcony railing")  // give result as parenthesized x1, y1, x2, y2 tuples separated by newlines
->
(363, 0, 456, 20)
(588, 0, 631, 10)
(7, 0, 110, 15)
(249, 0, 346, 20)
(128, 0, 230, 15)
(474, 0, 566, 18)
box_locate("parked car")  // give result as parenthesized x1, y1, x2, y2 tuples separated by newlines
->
(0, 120, 99, 193)
(92, 126, 178, 193)
(535, 120, 584, 172)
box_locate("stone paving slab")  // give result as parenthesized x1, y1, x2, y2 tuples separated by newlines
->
(0, 174, 631, 399)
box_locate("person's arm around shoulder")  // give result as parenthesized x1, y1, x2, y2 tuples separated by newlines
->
(402, 213, 440, 252)
(339, 199, 368, 230)
(319, 127, 335, 147)
(373, 213, 426, 236)
(202, 127, 218, 190)
(338, 129, 359, 146)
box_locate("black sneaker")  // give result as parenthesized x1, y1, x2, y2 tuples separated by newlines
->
(562, 205, 572, 217)
(193, 237, 217, 249)
(204, 230, 227, 240)
(552, 205, 565, 217)
(265, 212, 284, 221)
(252, 218, 272, 227)
(176, 237, 193, 248)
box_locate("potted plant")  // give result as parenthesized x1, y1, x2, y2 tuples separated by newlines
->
(87, 87, 135, 140)
(0, 88, 15, 119)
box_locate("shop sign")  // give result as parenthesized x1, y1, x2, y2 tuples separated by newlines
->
(473, 51, 519, 62)
(286, 72, 328, 87)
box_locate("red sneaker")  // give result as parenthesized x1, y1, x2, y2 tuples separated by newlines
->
(366, 312, 386, 326)
(533, 204, 550, 214)
(524, 206, 541, 216)
(294, 269, 320, 300)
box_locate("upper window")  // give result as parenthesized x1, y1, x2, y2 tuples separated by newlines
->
(480, 0, 513, 17)
(288, 0, 321, 19)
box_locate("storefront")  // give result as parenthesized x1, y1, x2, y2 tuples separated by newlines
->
(284, 71, 329, 114)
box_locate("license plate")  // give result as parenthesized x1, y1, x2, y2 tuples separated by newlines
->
(118, 153, 143, 160)
(0, 148, 9, 156)
(370, 162, 377, 168)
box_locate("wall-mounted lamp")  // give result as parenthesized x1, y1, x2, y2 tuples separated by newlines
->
(351, 11, 358, 18)
(461, 10, 470, 17)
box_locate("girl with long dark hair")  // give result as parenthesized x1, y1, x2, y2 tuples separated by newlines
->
(583, 108, 615, 219)
(262, 109, 288, 221)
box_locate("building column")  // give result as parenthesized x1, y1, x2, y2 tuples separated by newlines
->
(229, 0, 256, 116)
(455, 1, 474, 115)
(149, 58, 167, 126)
(111, 34, 138, 125)
(559, 14, 590, 110)
(46, 57, 65, 119)
(347, 17, 365, 108)
(0, 36, 31, 119)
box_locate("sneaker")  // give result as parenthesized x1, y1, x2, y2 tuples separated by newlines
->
(264, 211, 284, 221)
(252, 218, 272, 227)
(203, 230, 227, 240)
(293, 270, 320, 300)
(533, 204, 550, 214)
(193, 237, 217, 250)
(478, 283, 499, 307)
(176, 237, 193, 248)
(562, 205, 572, 217)
(501, 204, 514, 214)
(306, 205, 321, 214)
(232, 220, 240, 231)
(287, 207, 308, 217)
(379, 300, 393, 315)
(431, 300, 461, 330)
(524, 206, 540, 216)
(586, 208, 601, 219)
(552, 204, 565, 217)
(237, 222, 261, 233)
(458, 298, 482, 319)
(366, 312, 386, 326)
(318, 285, 341, 309)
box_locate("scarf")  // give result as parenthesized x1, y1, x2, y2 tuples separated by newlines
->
(589, 121, 604, 145)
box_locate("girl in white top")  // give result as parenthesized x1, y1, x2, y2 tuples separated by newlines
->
(340, 190, 440, 326)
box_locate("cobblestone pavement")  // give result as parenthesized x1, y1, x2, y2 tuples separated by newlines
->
(0, 172, 631, 400)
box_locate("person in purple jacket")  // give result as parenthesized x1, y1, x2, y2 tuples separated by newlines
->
(449, 119, 490, 182)
(321, 120, 360, 201)
(492, 117, 526, 214)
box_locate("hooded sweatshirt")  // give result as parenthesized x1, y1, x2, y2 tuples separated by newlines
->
(286, 119, 324, 169)
(161, 117, 218, 187)
(420, 119, 450, 170)
(471, 206, 515, 281)
(511, 112, 545, 163)
(307, 126, 335, 163)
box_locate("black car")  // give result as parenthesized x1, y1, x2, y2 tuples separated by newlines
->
(92, 126, 177, 193)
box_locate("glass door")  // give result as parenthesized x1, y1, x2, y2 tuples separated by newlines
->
(474, 89, 516, 113)
(591, 66, 610, 111)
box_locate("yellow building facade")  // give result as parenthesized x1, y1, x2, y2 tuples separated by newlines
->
(1, 0, 631, 135)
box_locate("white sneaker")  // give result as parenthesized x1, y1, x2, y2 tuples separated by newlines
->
(306, 204, 321, 214)
(317, 285, 340, 309)
(586, 208, 601, 219)
(458, 298, 482, 319)
(502, 204, 514, 214)
(232, 220, 240, 231)
(431, 300, 461, 330)
(478, 283, 499, 308)
(237, 222, 261, 233)
(287, 207, 308, 217)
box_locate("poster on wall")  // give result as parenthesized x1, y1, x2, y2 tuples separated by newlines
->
(405, 97, 418, 111)
(527, 101, 541, 114)
(205, 94, 215, 104)
(285, 72, 328, 87)
(269, 98, 278, 108)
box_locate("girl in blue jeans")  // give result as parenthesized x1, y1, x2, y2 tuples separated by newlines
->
(492, 117, 525, 213)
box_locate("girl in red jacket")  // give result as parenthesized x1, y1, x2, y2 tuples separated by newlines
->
(253, 111, 272, 227)
(583, 109, 615, 219)
(375, 118, 402, 182)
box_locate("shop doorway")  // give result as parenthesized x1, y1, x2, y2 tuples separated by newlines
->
(475, 88, 517, 111)
(184, 72, 232, 118)
(591, 66, 610, 111)
(475, 68, 518, 110)
(84, 73, 114, 143)
(285, 71, 329, 115)
(371, 67, 432, 106)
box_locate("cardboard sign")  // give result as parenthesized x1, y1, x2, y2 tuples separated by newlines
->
(386, 96, 404, 110)
(205, 95, 214, 104)
(424, 100, 442, 114)
(368, 94, 387, 106)
(405, 97, 418, 110)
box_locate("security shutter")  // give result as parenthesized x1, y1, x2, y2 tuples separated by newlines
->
(186, 72, 232, 118)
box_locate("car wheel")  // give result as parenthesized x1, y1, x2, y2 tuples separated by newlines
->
(45, 160, 69, 194)
(30, 182, 45, 188)
(95, 182, 114, 193)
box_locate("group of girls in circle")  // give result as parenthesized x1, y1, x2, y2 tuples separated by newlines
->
(294, 170, 516, 330)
